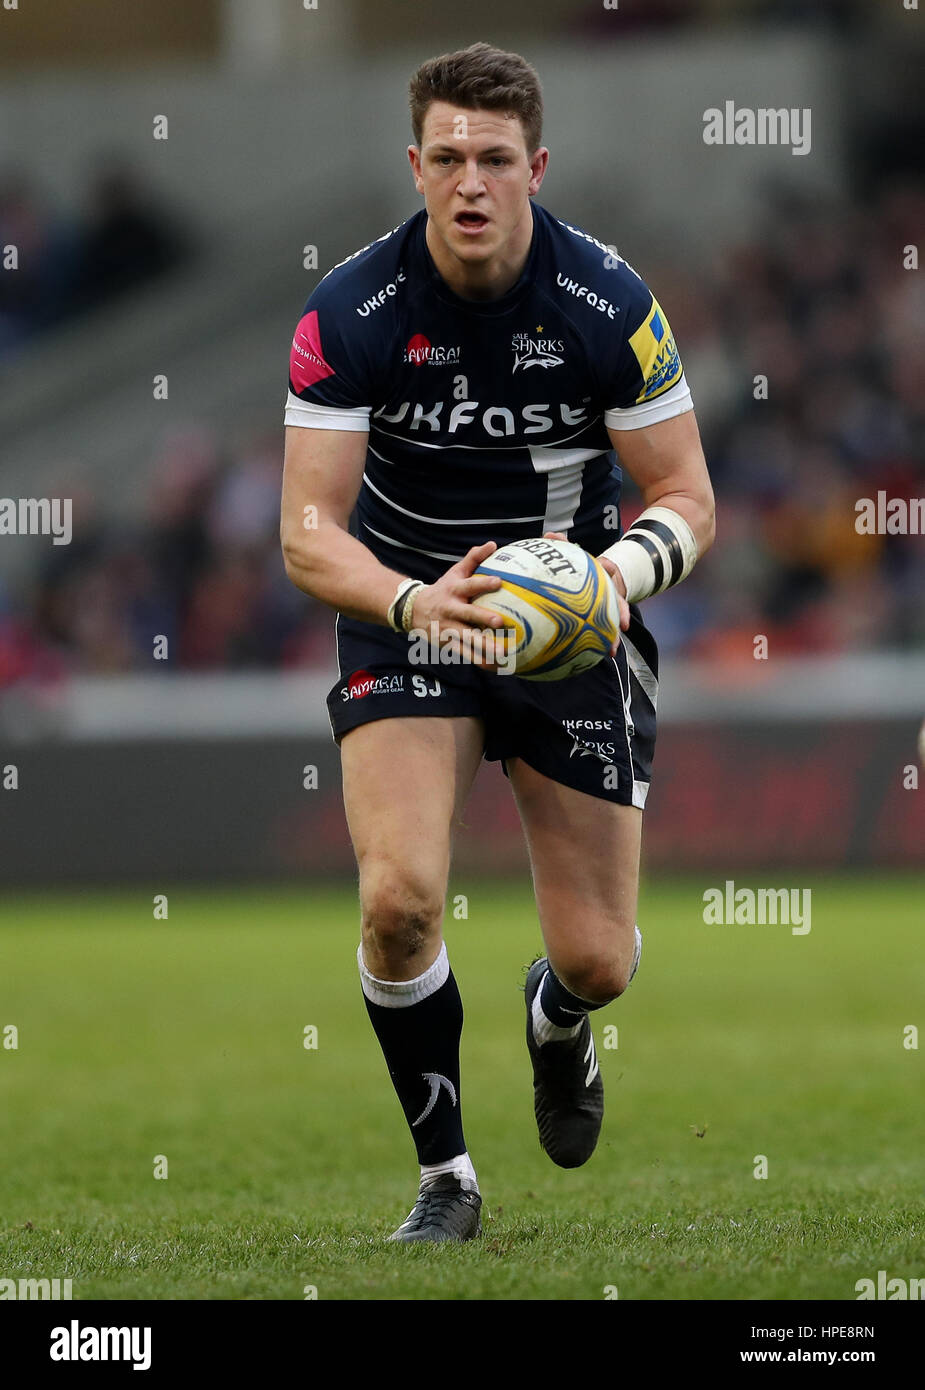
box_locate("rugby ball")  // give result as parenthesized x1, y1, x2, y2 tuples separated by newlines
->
(472, 537, 619, 680)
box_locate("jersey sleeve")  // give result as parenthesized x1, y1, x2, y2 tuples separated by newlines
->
(602, 272, 693, 431)
(284, 298, 372, 432)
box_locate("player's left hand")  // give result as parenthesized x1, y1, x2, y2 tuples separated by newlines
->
(543, 531, 630, 657)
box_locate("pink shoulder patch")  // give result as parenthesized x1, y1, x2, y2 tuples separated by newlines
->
(290, 311, 336, 392)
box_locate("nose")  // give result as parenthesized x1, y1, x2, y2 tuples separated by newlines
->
(458, 158, 484, 197)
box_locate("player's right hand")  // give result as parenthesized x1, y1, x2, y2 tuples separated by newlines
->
(410, 542, 507, 667)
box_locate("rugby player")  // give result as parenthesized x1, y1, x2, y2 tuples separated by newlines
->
(280, 43, 715, 1242)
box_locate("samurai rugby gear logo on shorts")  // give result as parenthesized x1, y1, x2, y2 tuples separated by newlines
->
(341, 670, 405, 701)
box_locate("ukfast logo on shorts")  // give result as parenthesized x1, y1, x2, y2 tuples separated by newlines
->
(403, 334, 461, 366)
(562, 717, 616, 762)
(341, 670, 404, 701)
(511, 330, 565, 372)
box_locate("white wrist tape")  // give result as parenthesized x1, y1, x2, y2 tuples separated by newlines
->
(387, 578, 425, 633)
(601, 506, 699, 603)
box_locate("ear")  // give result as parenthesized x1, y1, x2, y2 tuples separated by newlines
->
(407, 145, 424, 194)
(527, 146, 550, 196)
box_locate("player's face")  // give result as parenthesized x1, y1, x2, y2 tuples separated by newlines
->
(409, 103, 548, 272)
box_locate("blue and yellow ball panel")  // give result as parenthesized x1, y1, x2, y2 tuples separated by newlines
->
(475, 554, 617, 680)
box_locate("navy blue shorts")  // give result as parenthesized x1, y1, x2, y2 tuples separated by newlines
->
(326, 607, 659, 808)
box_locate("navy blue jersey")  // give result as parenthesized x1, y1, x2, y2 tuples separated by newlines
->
(285, 201, 693, 584)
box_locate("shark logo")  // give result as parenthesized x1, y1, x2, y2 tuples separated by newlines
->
(512, 331, 565, 373)
(412, 1072, 457, 1127)
(568, 736, 616, 764)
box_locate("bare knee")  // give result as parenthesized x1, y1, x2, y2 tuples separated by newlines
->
(359, 859, 444, 976)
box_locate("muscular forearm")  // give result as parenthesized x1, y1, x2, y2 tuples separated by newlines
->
(282, 519, 407, 625)
(601, 409, 716, 597)
(639, 486, 715, 558)
(599, 483, 715, 605)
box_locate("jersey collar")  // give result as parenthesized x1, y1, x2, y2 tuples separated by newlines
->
(418, 201, 542, 316)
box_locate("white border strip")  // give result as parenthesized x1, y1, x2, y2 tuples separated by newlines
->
(1, 655, 921, 742)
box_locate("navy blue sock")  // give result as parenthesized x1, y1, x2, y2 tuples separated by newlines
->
(358, 943, 466, 1166)
(540, 964, 608, 1027)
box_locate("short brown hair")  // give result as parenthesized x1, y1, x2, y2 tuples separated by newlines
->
(409, 42, 543, 156)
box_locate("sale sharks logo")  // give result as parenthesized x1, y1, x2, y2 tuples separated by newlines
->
(512, 329, 565, 372)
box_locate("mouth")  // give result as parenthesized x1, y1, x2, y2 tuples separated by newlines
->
(454, 210, 490, 234)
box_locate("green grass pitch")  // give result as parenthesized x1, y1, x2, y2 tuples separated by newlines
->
(1, 875, 923, 1301)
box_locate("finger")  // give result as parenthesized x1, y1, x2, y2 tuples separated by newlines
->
(456, 574, 504, 598)
(608, 597, 630, 656)
(470, 630, 516, 670)
(437, 601, 505, 630)
(599, 556, 627, 599)
(437, 624, 514, 667)
(453, 540, 498, 578)
(543, 531, 567, 541)
(451, 606, 506, 629)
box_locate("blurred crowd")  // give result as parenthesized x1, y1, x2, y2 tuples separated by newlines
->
(0, 426, 321, 684)
(0, 162, 190, 360)
(644, 179, 925, 660)
(0, 182, 922, 684)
